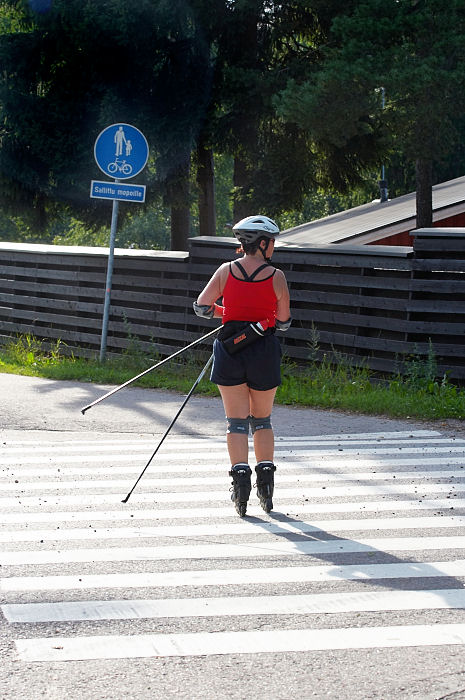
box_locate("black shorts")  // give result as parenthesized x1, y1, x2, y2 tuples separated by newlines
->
(210, 335, 282, 391)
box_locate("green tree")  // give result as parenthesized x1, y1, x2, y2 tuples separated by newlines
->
(277, 0, 465, 226)
(0, 0, 212, 248)
(210, 0, 321, 221)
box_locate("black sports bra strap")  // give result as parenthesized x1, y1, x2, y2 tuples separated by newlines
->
(232, 261, 248, 279)
(230, 260, 274, 281)
(248, 263, 272, 281)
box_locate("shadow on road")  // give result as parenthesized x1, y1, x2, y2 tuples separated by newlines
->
(32, 377, 220, 438)
(238, 508, 465, 601)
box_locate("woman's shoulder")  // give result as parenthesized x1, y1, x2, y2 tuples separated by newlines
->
(272, 267, 288, 289)
(272, 267, 286, 280)
(213, 261, 231, 288)
(212, 261, 231, 276)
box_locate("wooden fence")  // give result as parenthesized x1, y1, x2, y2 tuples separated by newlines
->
(0, 228, 464, 378)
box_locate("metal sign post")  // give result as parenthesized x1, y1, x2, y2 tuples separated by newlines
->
(92, 123, 149, 361)
(100, 193, 119, 362)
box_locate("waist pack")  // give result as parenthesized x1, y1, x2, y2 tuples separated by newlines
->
(221, 319, 272, 355)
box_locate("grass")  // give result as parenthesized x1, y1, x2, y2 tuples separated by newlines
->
(1, 333, 464, 420)
(0, 334, 220, 396)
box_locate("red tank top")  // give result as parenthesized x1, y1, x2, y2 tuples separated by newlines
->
(222, 262, 277, 326)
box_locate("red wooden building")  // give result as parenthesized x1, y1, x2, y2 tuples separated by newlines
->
(280, 175, 465, 247)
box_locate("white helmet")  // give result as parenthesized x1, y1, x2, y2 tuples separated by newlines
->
(232, 215, 280, 244)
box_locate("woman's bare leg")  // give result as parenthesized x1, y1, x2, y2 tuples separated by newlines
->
(249, 387, 277, 463)
(218, 383, 250, 465)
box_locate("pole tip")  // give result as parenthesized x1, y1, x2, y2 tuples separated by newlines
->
(121, 496, 130, 504)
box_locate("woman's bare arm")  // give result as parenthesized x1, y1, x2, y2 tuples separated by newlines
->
(196, 263, 229, 317)
(273, 269, 290, 323)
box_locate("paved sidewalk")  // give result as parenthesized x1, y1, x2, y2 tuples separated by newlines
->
(0, 372, 461, 439)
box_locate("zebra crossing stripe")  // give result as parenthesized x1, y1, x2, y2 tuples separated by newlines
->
(1, 443, 464, 467)
(3, 559, 465, 593)
(0, 482, 462, 508)
(3, 535, 465, 566)
(0, 497, 462, 524)
(4, 435, 453, 458)
(2, 515, 465, 544)
(4, 464, 465, 480)
(5, 588, 465, 623)
(276, 430, 441, 440)
(2, 468, 464, 488)
(14, 623, 465, 661)
(0, 429, 442, 451)
(3, 455, 465, 475)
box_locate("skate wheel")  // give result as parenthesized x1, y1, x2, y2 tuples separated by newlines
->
(262, 497, 273, 513)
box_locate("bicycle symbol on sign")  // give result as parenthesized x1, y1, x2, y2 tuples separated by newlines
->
(107, 159, 133, 176)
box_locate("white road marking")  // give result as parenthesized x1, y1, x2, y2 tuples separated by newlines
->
(4, 429, 465, 665)
(2, 456, 464, 475)
(2, 467, 464, 484)
(0, 482, 462, 508)
(0, 430, 442, 450)
(14, 623, 465, 661)
(5, 588, 465, 623)
(3, 535, 465, 567)
(3, 559, 465, 593)
(1, 443, 463, 467)
(0, 498, 462, 524)
(2, 515, 465, 544)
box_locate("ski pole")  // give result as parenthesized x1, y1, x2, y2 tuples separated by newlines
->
(122, 353, 214, 503)
(81, 325, 220, 414)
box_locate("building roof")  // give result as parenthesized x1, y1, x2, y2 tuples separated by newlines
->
(279, 175, 465, 246)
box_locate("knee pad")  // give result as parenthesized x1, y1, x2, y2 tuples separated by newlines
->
(249, 415, 272, 434)
(226, 417, 250, 435)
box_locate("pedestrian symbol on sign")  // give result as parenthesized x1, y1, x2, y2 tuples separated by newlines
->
(114, 126, 126, 156)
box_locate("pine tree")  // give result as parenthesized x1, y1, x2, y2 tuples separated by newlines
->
(211, 0, 320, 221)
(277, 0, 465, 225)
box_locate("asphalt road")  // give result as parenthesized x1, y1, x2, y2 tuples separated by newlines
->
(1, 373, 465, 700)
(0, 371, 461, 438)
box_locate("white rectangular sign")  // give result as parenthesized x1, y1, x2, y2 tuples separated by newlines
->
(90, 180, 146, 203)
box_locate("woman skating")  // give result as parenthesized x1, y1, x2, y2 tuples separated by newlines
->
(193, 215, 291, 516)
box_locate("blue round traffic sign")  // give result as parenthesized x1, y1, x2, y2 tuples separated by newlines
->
(94, 123, 149, 180)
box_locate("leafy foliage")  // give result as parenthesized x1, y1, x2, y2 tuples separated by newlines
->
(0, 0, 212, 235)
(277, 0, 465, 198)
(0, 1, 465, 245)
